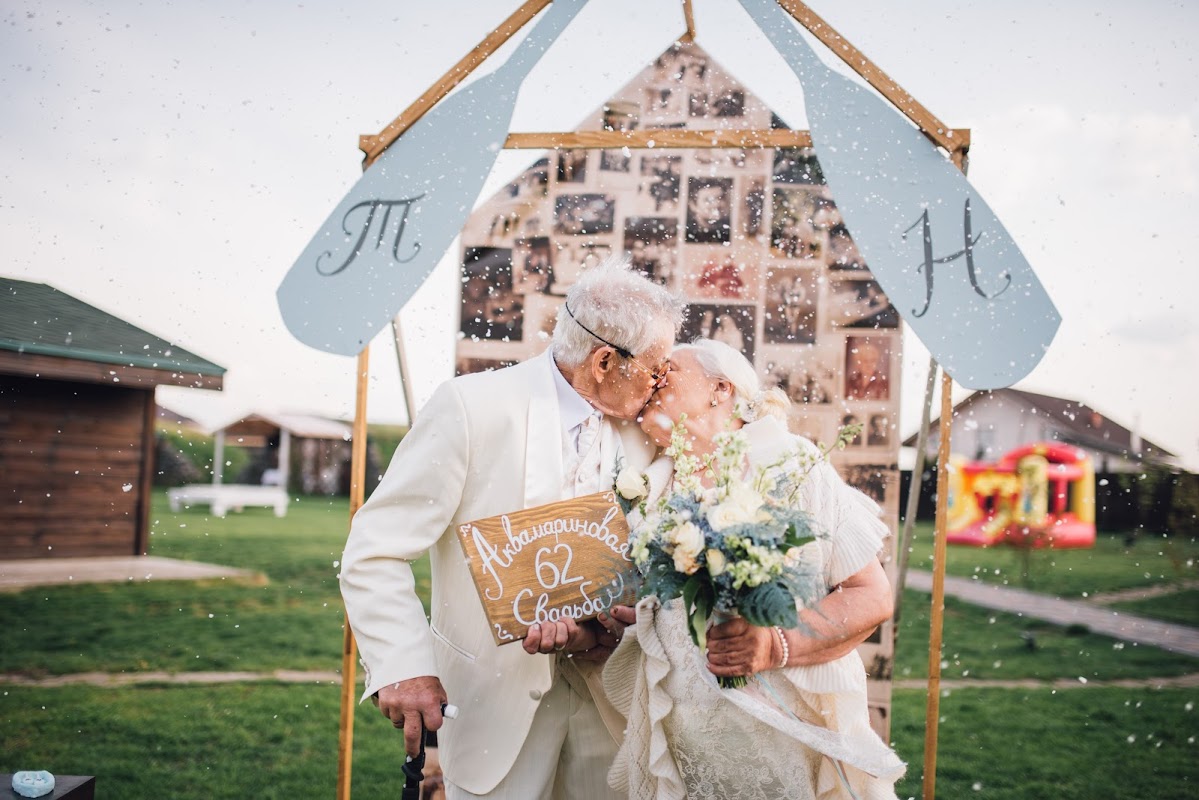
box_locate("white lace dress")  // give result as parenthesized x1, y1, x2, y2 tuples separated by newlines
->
(603, 416, 905, 800)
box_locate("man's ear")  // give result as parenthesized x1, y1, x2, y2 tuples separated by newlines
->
(591, 347, 616, 383)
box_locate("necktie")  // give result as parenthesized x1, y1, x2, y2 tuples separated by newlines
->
(573, 413, 602, 496)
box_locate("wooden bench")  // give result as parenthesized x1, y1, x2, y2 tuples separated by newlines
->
(166, 484, 288, 518)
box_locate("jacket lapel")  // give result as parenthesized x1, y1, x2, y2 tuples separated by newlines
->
(524, 351, 565, 508)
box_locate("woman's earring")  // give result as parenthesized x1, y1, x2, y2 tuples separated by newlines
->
(710, 398, 718, 407)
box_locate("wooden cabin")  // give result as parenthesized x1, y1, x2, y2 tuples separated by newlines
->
(0, 277, 225, 558)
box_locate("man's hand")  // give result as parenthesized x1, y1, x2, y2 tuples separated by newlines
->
(372, 675, 448, 757)
(522, 617, 596, 655)
(706, 616, 778, 679)
(521, 607, 635, 662)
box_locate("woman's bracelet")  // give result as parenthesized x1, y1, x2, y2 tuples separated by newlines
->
(773, 626, 789, 669)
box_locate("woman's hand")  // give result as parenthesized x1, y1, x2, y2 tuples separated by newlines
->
(706, 616, 781, 679)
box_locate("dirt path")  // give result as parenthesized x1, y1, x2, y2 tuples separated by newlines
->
(1085, 579, 1199, 605)
(905, 569, 1199, 658)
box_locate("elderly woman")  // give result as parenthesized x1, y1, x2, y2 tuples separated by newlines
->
(603, 339, 904, 800)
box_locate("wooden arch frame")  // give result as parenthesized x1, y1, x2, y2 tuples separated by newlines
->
(338, 3, 965, 798)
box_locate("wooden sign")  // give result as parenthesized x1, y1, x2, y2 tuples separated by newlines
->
(457, 490, 639, 646)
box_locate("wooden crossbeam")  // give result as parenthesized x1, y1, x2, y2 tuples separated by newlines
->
(501, 127, 968, 150)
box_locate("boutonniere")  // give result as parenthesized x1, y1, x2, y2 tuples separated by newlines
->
(613, 457, 649, 516)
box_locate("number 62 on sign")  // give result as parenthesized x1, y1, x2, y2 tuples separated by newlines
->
(456, 491, 640, 646)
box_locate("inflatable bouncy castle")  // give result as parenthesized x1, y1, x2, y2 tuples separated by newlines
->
(945, 442, 1096, 549)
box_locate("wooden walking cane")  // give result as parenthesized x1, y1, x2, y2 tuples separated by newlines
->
(921, 146, 969, 800)
(336, 4, 554, 797)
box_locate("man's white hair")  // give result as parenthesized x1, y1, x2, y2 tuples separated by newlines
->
(552, 255, 685, 367)
(673, 338, 790, 422)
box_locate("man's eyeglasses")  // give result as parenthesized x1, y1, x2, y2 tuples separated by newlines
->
(564, 302, 669, 383)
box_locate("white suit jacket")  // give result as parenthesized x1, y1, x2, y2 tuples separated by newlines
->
(339, 350, 657, 795)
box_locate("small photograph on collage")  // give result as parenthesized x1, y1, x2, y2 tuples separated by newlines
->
(637, 155, 682, 214)
(840, 412, 866, 447)
(553, 194, 615, 236)
(763, 346, 838, 405)
(602, 100, 640, 132)
(693, 148, 765, 172)
(599, 149, 632, 173)
(683, 246, 756, 301)
(842, 464, 895, 504)
(828, 224, 868, 271)
(680, 303, 757, 362)
(763, 267, 819, 344)
(502, 158, 549, 202)
(772, 147, 826, 185)
(686, 177, 733, 244)
(643, 85, 685, 119)
(770, 188, 825, 260)
(461, 247, 522, 342)
(513, 237, 554, 295)
(624, 217, 679, 287)
(844, 335, 893, 401)
(743, 178, 766, 237)
(866, 412, 892, 447)
(829, 278, 899, 329)
(556, 149, 588, 184)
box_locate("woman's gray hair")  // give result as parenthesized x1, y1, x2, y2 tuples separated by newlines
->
(552, 255, 686, 367)
(673, 338, 791, 422)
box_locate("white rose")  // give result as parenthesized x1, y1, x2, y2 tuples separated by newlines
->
(615, 469, 649, 501)
(707, 482, 769, 531)
(706, 548, 727, 577)
(670, 521, 705, 575)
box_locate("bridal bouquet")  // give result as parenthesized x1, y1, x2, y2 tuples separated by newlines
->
(625, 417, 854, 688)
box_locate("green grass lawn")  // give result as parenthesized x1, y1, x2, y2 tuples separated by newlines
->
(0, 493, 431, 676)
(891, 686, 1197, 799)
(1111, 589, 1199, 629)
(2, 492, 1196, 798)
(904, 522, 1199, 599)
(2, 683, 1193, 799)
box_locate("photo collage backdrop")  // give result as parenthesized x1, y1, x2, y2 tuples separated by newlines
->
(455, 42, 902, 734)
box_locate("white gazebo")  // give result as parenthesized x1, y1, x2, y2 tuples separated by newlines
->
(168, 412, 353, 516)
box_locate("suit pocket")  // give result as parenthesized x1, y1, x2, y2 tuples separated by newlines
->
(430, 624, 477, 663)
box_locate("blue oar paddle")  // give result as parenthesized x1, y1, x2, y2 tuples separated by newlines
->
(738, 0, 1060, 389)
(277, 0, 586, 356)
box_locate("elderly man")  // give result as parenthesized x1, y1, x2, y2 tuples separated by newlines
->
(340, 258, 685, 799)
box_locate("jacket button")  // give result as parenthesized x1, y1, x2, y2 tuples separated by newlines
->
(529, 689, 543, 701)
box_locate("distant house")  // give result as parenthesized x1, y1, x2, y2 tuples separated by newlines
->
(0, 277, 225, 558)
(905, 388, 1177, 473)
(210, 412, 354, 496)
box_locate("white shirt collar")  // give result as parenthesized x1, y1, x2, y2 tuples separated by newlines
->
(550, 353, 599, 434)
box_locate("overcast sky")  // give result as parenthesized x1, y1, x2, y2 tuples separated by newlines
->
(3, 0, 1196, 468)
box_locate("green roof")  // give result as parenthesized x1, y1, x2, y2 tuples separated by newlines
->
(0, 277, 226, 377)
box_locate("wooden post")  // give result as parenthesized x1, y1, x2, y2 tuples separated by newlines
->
(338, 347, 372, 800)
(213, 428, 226, 486)
(893, 355, 937, 612)
(922, 146, 969, 800)
(922, 368, 953, 800)
(278, 428, 292, 491)
(680, 0, 697, 43)
(391, 318, 418, 427)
